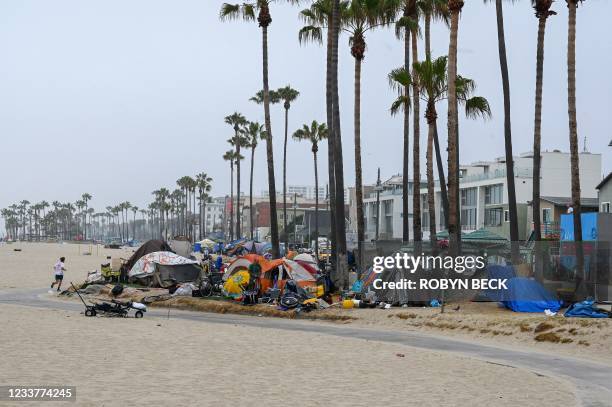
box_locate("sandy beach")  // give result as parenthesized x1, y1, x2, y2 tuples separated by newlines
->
(0, 242, 594, 406)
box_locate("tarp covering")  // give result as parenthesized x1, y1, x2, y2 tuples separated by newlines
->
(499, 277, 562, 313)
(124, 240, 173, 271)
(129, 251, 199, 278)
(564, 299, 609, 318)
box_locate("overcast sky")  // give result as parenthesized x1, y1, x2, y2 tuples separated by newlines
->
(1, 0, 611, 222)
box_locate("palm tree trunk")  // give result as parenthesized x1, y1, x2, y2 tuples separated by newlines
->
(354, 57, 365, 270)
(331, 0, 348, 288)
(567, 0, 585, 294)
(236, 140, 242, 240)
(446, 0, 463, 258)
(402, 8, 410, 244)
(533, 13, 547, 272)
(250, 146, 255, 240)
(433, 124, 449, 229)
(426, 104, 437, 249)
(495, 0, 519, 262)
(314, 148, 320, 261)
(261, 22, 280, 258)
(411, 29, 422, 245)
(326, 14, 337, 264)
(283, 107, 289, 249)
(230, 163, 234, 241)
(425, 12, 431, 60)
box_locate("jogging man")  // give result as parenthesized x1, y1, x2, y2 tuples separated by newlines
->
(51, 257, 66, 292)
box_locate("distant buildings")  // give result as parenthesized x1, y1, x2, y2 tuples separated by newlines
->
(358, 150, 602, 241)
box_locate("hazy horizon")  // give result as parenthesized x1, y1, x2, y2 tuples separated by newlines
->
(1, 0, 611, 228)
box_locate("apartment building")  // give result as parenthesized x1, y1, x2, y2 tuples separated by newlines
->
(360, 150, 602, 241)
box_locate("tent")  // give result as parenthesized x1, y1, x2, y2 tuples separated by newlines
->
(497, 277, 562, 313)
(360, 266, 438, 305)
(124, 239, 173, 271)
(128, 251, 201, 288)
(223, 255, 316, 295)
(198, 239, 216, 249)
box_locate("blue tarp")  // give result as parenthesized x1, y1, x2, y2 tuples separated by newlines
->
(482, 265, 517, 301)
(500, 277, 562, 313)
(564, 299, 609, 318)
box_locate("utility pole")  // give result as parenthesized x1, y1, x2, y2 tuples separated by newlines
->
(293, 193, 298, 248)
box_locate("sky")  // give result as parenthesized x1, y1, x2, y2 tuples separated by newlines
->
(1, 0, 611, 226)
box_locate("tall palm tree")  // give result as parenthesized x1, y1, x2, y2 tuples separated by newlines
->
(446, 0, 463, 256)
(330, 0, 348, 287)
(419, 0, 449, 227)
(223, 150, 238, 240)
(393, 0, 418, 243)
(293, 120, 328, 261)
(221, 1, 292, 258)
(343, 0, 395, 267)
(567, 0, 585, 292)
(299, 0, 349, 265)
(275, 86, 300, 249)
(531, 0, 556, 243)
(244, 121, 266, 240)
(81, 193, 92, 240)
(196, 172, 213, 239)
(225, 112, 248, 239)
(485, 0, 519, 261)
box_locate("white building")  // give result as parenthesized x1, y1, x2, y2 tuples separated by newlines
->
(263, 185, 348, 203)
(361, 150, 602, 241)
(202, 197, 225, 235)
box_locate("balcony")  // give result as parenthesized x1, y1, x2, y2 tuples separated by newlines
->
(460, 167, 533, 184)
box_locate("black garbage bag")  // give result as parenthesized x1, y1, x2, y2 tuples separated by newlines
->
(111, 284, 124, 297)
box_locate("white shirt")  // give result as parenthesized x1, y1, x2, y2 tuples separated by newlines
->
(54, 261, 64, 276)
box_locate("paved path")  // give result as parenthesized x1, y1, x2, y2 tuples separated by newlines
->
(1, 288, 611, 407)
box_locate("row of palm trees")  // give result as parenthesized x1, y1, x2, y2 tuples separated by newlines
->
(219, 0, 590, 287)
(2, 172, 215, 243)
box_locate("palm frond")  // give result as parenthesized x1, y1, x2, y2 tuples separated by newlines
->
(464, 96, 492, 120)
(388, 67, 412, 90)
(299, 25, 324, 44)
(219, 3, 256, 21)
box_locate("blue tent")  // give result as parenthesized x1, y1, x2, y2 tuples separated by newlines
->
(564, 300, 609, 318)
(500, 277, 562, 313)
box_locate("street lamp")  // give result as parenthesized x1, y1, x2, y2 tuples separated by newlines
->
(375, 168, 383, 241)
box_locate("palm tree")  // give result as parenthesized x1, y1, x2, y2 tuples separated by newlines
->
(299, 0, 349, 265)
(243, 121, 266, 240)
(221, 0, 291, 258)
(342, 0, 395, 267)
(419, 0, 449, 227)
(223, 150, 238, 240)
(485, 0, 519, 261)
(275, 86, 300, 249)
(567, 0, 585, 292)
(225, 112, 248, 239)
(196, 173, 213, 239)
(392, 0, 418, 243)
(446, 0, 463, 256)
(293, 120, 328, 260)
(390, 57, 492, 247)
(131, 206, 139, 240)
(81, 193, 92, 240)
(532, 0, 556, 244)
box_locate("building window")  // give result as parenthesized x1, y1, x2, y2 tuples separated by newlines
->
(602, 202, 611, 213)
(485, 184, 503, 205)
(484, 208, 503, 227)
(504, 210, 509, 222)
(461, 188, 477, 207)
(461, 208, 477, 229)
(542, 208, 552, 224)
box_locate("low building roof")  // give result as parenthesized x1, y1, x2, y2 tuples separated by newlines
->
(596, 172, 612, 190)
(539, 196, 599, 208)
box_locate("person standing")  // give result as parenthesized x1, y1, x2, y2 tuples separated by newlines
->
(51, 257, 66, 292)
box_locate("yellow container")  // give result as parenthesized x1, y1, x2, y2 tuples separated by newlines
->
(342, 299, 354, 309)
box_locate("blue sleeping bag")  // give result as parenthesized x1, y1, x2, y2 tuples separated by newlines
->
(500, 277, 562, 313)
(564, 299, 609, 318)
